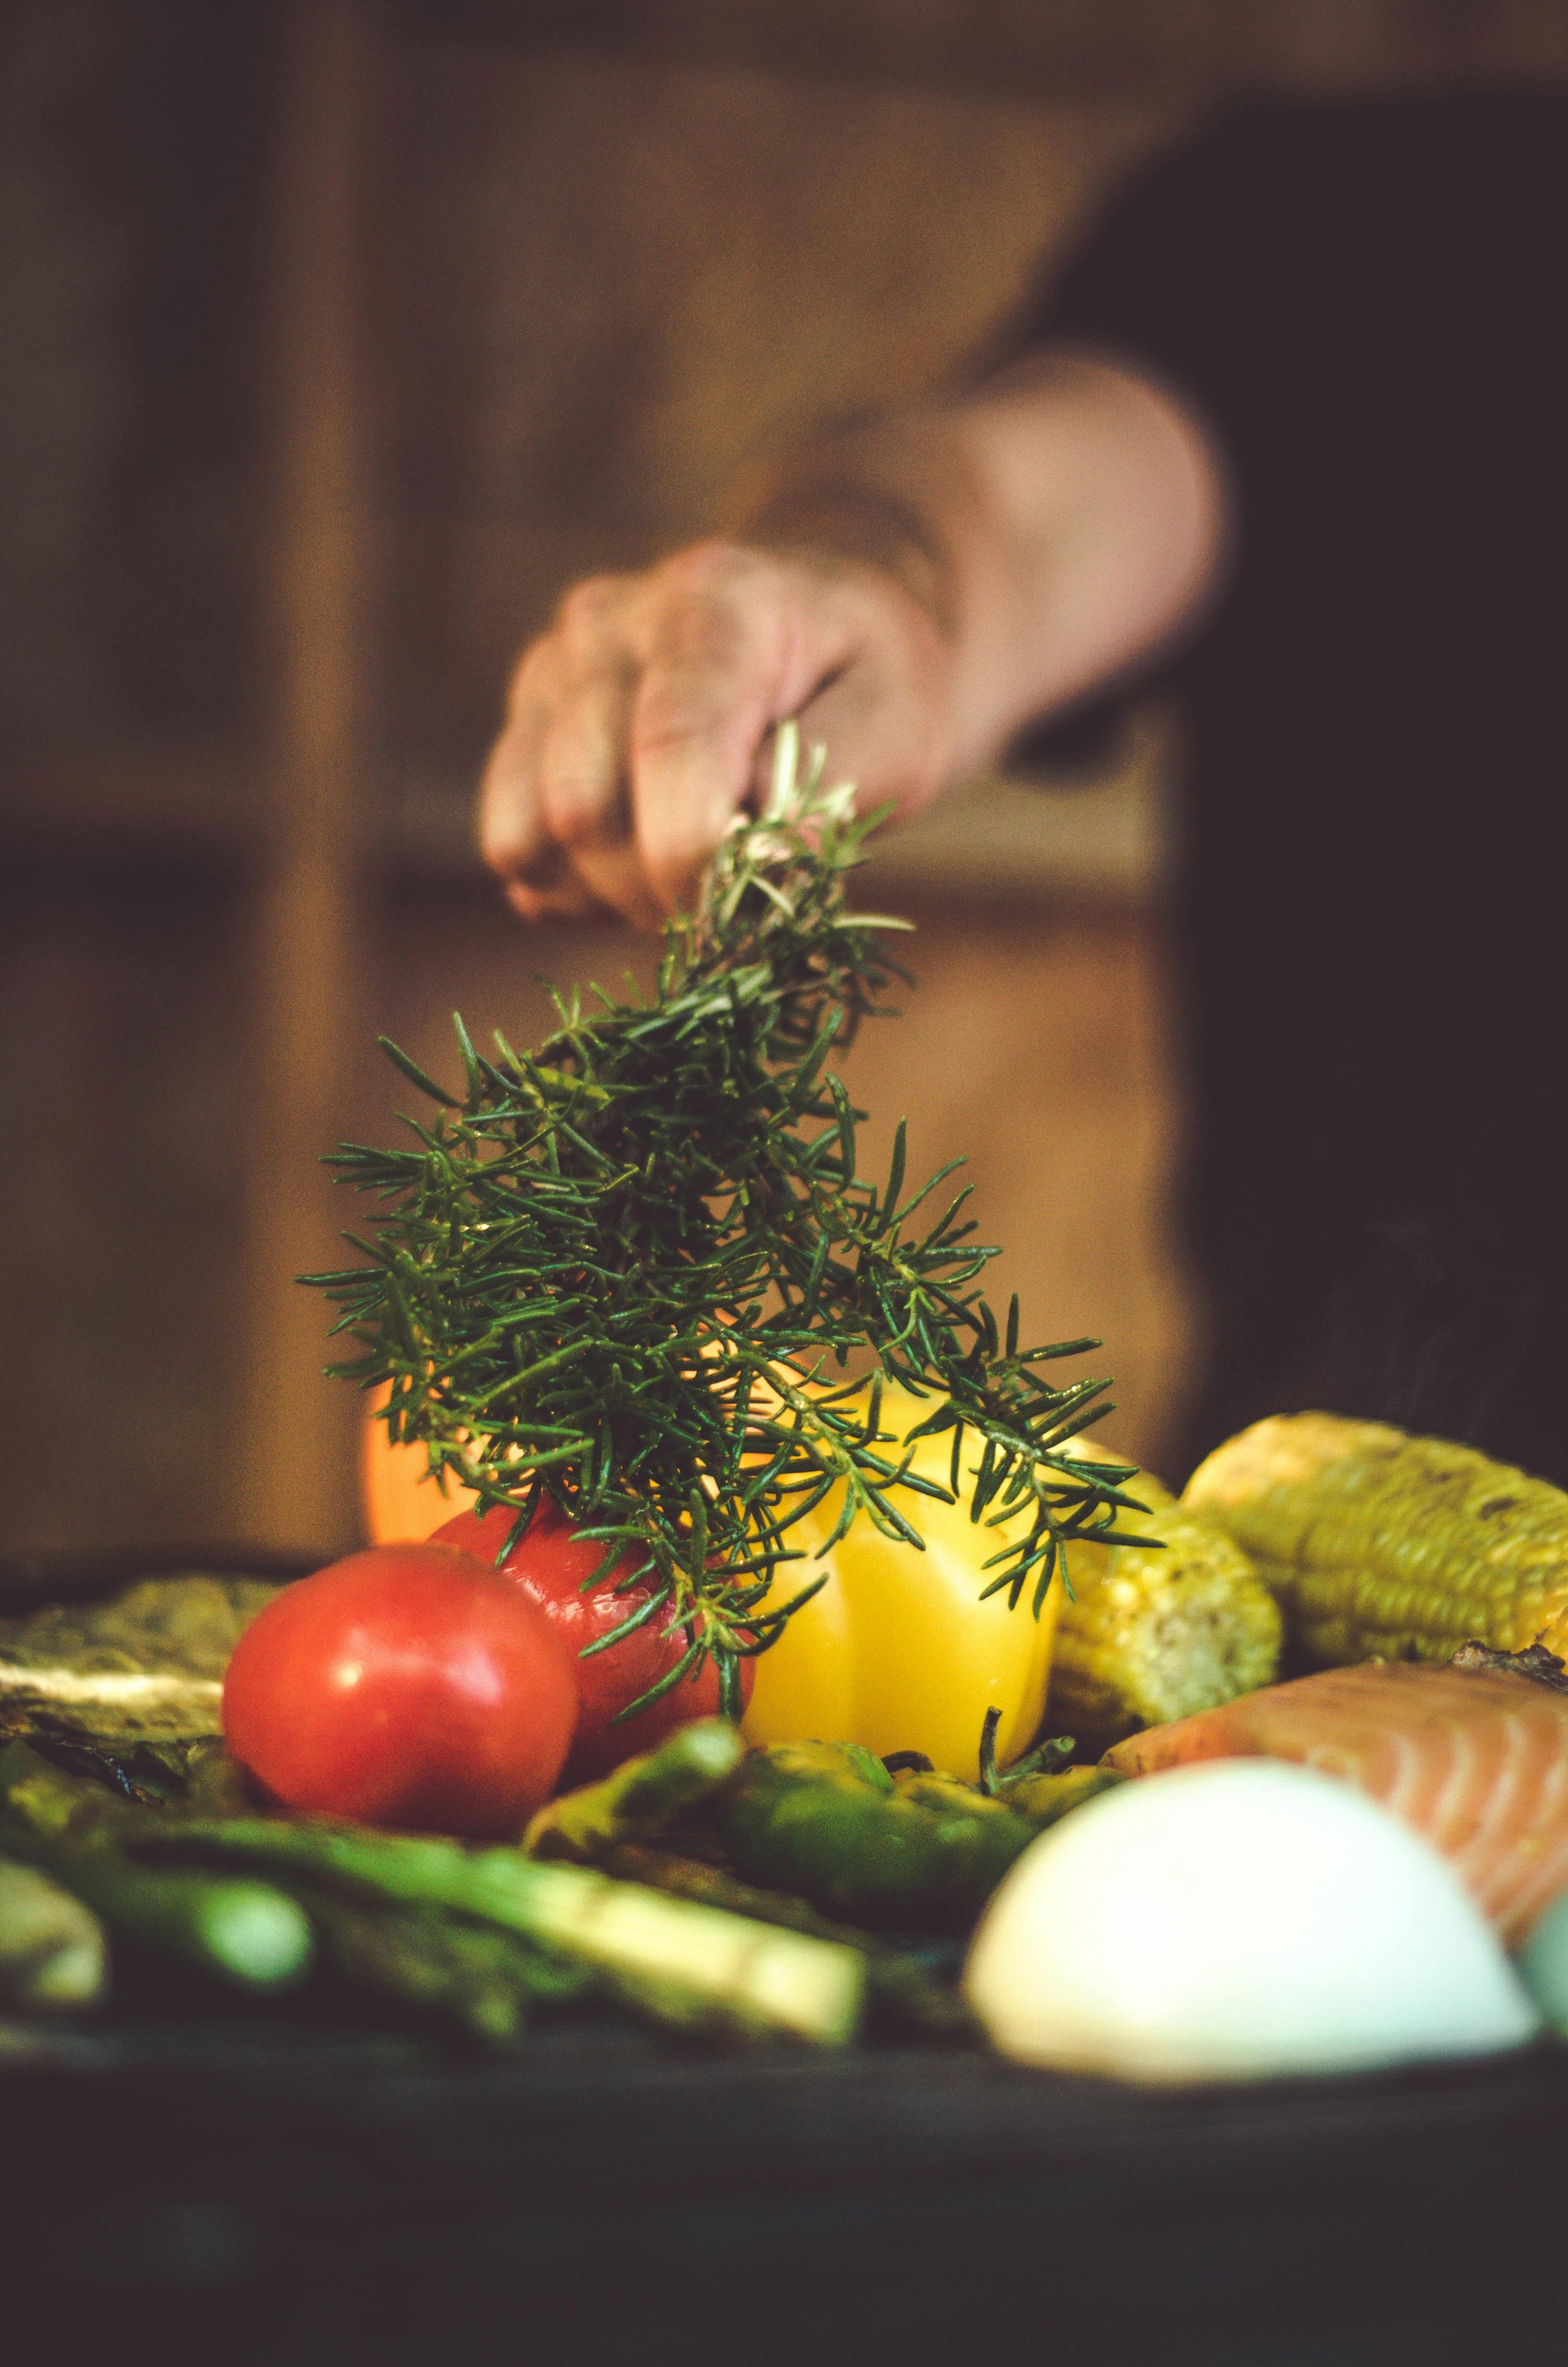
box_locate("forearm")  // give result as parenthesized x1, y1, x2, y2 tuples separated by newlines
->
(480, 349, 1225, 924)
(737, 351, 1228, 777)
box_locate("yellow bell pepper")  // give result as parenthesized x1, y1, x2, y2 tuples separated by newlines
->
(743, 1381, 1068, 1780)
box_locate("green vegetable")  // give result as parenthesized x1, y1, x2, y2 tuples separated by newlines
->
(719, 1741, 1039, 1930)
(134, 1816, 864, 2046)
(524, 1718, 746, 1864)
(0, 1574, 280, 1742)
(39, 1851, 313, 1992)
(306, 722, 1136, 1717)
(298, 1888, 594, 2043)
(968, 1703, 1125, 1827)
(1000, 1766, 1126, 1827)
(2, 1733, 865, 2046)
(0, 1857, 108, 2013)
(180, 1738, 261, 1816)
(0, 1739, 312, 1994)
(603, 1843, 971, 2037)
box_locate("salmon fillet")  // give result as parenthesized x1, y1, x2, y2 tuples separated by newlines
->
(1105, 1661, 1568, 1942)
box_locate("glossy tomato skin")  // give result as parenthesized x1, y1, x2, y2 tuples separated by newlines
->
(431, 1503, 752, 1780)
(222, 1544, 578, 1837)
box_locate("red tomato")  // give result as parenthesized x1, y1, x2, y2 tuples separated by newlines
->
(222, 1544, 578, 1837)
(431, 1502, 753, 1780)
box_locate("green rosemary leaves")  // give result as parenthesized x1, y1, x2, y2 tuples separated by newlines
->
(304, 726, 1145, 1715)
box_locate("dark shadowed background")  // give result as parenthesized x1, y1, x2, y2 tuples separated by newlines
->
(4, 1, 1564, 1557)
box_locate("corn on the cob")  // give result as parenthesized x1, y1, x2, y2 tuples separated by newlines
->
(1045, 1494, 1283, 1757)
(1183, 1411, 1568, 1669)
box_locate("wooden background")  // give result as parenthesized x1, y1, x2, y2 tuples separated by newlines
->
(4, 2, 1564, 1555)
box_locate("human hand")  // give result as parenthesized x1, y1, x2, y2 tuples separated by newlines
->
(479, 540, 956, 927)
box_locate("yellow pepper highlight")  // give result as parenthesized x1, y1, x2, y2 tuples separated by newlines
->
(743, 1382, 1067, 1781)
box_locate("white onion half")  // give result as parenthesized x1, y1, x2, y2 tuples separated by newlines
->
(964, 1759, 1539, 2083)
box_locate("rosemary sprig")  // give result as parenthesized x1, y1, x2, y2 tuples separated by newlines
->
(303, 724, 1143, 1715)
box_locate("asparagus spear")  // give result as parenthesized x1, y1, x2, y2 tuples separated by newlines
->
(603, 1843, 972, 2037)
(5, 1736, 860, 2043)
(134, 1818, 866, 2046)
(523, 1731, 969, 2031)
(0, 1857, 108, 2013)
(297, 1887, 594, 2044)
(0, 1741, 313, 1994)
(37, 1850, 313, 1992)
(523, 1719, 746, 1864)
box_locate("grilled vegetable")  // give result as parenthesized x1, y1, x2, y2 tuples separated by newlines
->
(719, 1739, 1039, 1930)
(524, 1718, 746, 1864)
(1045, 1497, 1283, 1755)
(30, 1849, 313, 1993)
(743, 1380, 1098, 1781)
(1183, 1412, 1568, 1668)
(134, 1815, 865, 2046)
(0, 1858, 108, 2013)
(602, 1843, 971, 2036)
(971, 1706, 1129, 1823)
(0, 1572, 278, 1743)
(2, 1733, 863, 2045)
(0, 1741, 314, 1993)
(296, 1887, 594, 2042)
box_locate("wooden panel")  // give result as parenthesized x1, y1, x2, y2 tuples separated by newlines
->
(0, 0, 272, 755)
(0, 863, 248, 1553)
(231, 4, 379, 1555)
(833, 902, 1200, 1477)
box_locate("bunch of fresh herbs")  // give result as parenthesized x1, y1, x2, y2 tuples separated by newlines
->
(305, 726, 1146, 1715)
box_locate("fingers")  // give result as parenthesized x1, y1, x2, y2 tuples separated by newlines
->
(536, 653, 668, 931)
(479, 646, 556, 885)
(627, 563, 785, 911)
(478, 542, 952, 929)
(628, 545, 880, 910)
(483, 549, 790, 923)
(498, 838, 601, 925)
(788, 591, 955, 826)
(481, 577, 642, 923)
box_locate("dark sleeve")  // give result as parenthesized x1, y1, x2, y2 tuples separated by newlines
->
(990, 109, 1288, 762)
(1001, 101, 1403, 473)
(1006, 90, 1568, 519)
(1008, 115, 1260, 425)
(995, 94, 1568, 763)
